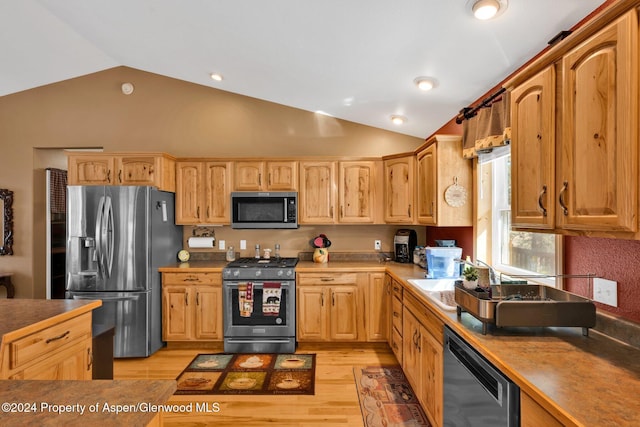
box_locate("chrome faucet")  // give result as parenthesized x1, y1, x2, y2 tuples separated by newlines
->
(476, 259, 498, 284)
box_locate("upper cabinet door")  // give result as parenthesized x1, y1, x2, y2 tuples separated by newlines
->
(68, 155, 115, 185)
(416, 145, 437, 225)
(384, 156, 415, 223)
(299, 161, 336, 224)
(204, 162, 232, 224)
(511, 66, 556, 229)
(234, 161, 264, 191)
(175, 162, 203, 224)
(266, 161, 298, 191)
(116, 156, 158, 186)
(338, 161, 376, 223)
(560, 10, 638, 232)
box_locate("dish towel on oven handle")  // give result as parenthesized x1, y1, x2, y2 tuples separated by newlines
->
(239, 282, 253, 317)
(263, 282, 282, 316)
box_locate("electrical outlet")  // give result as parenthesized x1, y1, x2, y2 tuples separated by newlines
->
(593, 278, 618, 307)
(240, 240, 247, 250)
(374, 240, 381, 250)
(219, 240, 225, 250)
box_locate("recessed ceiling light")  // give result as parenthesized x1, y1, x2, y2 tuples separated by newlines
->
(210, 73, 223, 82)
(391, 115, 407, 125)
(414, 77, 436, 91)
(471, 0, 507, 20)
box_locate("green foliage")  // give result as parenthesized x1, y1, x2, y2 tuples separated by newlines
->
(462, 266, 479, 281)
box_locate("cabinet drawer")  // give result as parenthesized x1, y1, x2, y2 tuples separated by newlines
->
(10, 313, 92, 370)
(390, 327, 403, 362)
(297, 273, 358, 286)
(163, 272, 221, 286)
(392, 296, 403, 333)
(391, 279, 403, 299)
(404, 292, 444, 344)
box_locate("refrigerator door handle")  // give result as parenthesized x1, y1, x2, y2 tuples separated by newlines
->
(103, 195, 115, 278)
(95, 196, 106, 278)
(71, 294, 140, 302)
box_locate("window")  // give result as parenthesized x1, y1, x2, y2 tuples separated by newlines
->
(476, 150, 560, 286)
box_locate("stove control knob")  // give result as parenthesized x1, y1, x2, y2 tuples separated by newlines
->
(277, 270, 284, 276)
(255, 270, 262, 277)
(286, 270, 293, 277)
(233, 270, 240, 277)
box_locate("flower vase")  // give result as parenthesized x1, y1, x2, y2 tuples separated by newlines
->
(313, 248, 329, 263)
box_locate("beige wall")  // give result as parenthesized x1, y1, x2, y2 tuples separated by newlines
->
(0, 66, 424, 298)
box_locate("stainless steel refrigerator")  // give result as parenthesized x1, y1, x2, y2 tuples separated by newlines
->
(66, 186, 182, 358)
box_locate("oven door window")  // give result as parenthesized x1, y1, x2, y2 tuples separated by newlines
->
(229, 284, 289, 326)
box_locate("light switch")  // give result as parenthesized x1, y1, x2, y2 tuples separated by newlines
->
(219, 240, 225, 250)
(240, 240, 247, 250)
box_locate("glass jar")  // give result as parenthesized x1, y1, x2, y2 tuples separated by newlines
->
(226, 246, 236, 262)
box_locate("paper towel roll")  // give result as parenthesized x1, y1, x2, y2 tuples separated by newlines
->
(188, 237, 215, 248)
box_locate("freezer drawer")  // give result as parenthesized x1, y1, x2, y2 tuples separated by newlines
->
(67, 291, 155, 358)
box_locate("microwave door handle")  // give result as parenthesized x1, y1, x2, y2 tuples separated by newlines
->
(284, 198, 287, 223)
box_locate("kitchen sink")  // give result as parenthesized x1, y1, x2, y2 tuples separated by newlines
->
(407, 279, 457, 311)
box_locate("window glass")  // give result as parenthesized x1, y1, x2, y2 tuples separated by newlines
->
(478, 151, 559, 286)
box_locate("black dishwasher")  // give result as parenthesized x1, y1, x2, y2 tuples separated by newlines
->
(443, 325, 520, 426)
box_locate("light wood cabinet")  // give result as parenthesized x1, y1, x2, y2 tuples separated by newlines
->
(559, 10, 637, 233)
(338, 161, 378, 223)
(234, 160, 298, 191)
(175, 161, 232, 224)
(299, 160, 381, 224)
(511, 66, 556, 229)
(162, 273, 223, 341)
(383, 154, 415, 223)
(416, 135, 471, 226)
(366, 272, 388, 341)
(1, 312, 93, 380)
(68, 153, 176, 192)
(402, 292, 444, 427)
(508, 9, 639, 237)
(388, 277, 403, 362)
(296, 273, 365, 341)
(299, 161, 337, 224)
(521, 392, 564, 427)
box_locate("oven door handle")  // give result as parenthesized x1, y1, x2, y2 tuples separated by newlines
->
(224, 339, 293, 344)
(224, 282, 292, 288)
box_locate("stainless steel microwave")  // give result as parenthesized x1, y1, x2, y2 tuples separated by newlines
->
(231, 191, 298, 229)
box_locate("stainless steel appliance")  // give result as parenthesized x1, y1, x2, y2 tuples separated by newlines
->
(66, 186, 182, 358)
(394, 229, 417, 263)
(231, 191, 298, 229)
(222, 257, 298, 353)
(454, 282, 596, 335)
(443, 325, 520, 426)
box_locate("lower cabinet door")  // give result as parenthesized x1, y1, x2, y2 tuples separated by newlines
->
(13, 339, 92, 380)
(195, 287, 222, 340)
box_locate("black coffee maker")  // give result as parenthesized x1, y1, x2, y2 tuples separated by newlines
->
(394, 229, 417, 263)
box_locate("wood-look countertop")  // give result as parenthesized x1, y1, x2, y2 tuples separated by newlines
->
(164, 259, 640, 426)
(0, 379, 176, 426)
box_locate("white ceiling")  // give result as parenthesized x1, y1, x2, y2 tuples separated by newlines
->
(1, 0, 604, 138)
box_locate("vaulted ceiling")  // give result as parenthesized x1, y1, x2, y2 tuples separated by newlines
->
(1, 0, 605, 138)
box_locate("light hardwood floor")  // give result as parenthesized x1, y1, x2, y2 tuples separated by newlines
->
(114, 343, 398, 426)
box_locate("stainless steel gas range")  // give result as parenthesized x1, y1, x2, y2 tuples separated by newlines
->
(222, 257, 298, 353)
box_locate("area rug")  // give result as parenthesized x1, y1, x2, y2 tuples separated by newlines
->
(174, 353, 315, 395)
(354, 366, 431, 427)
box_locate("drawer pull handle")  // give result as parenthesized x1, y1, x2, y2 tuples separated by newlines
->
(46, 330, 70, 344)
(320, 277, 335, 282)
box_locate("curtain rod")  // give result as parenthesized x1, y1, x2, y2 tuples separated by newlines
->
(455, 87, 506, 124)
